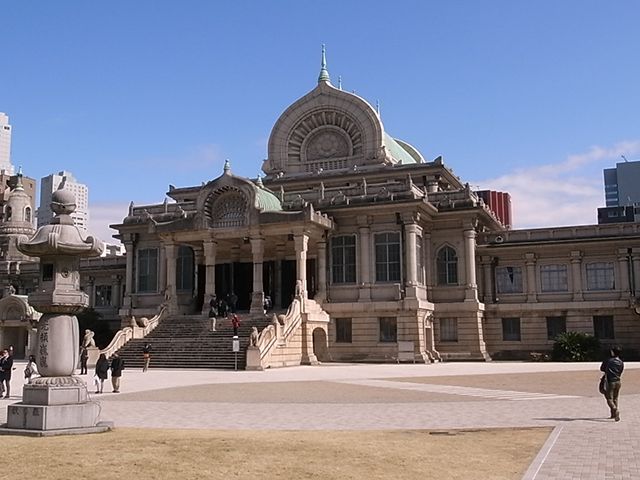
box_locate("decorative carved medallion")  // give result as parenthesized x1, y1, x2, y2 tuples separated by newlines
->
(306, 129, 349, 160)
(287, 109, 363, 165)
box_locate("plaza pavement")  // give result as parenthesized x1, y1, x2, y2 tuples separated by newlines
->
(2, 361, 639, 479)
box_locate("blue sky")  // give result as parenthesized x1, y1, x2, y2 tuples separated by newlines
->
(3, 1, 640, 242)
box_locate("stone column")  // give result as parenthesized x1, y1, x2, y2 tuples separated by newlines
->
(423, 230, 433, 299)
(617, 248, 630, 299)
(316, 239, 327, 301)
(87, 276, 95, 308)
(165, 243, 178, 313)
(404, 223, 419, 286)
(358, 217, 371, 301)
(570, 250, 583, 301)
(158, 245, 167, 296)
(480, 256, 494, 303)
(294, 233, 308, 298)
(463, 227, 478, 301)
(525, 253, 537, 303)
(112, 275, 122, 308)
(404, 221, 422, 299)
(275, 243, 285, 309)
(250, 237, 265, 314)
(203, 240, 217, 312)
(123, 238, 135, 309)
(193, 245, 203, 297)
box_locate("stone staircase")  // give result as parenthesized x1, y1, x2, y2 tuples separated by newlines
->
(114, 313, 272, 370)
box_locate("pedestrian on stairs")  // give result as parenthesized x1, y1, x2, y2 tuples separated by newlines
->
(142, 343, 152, 372)
(208, 296, 219, 331)
(231, 313, 241, 336)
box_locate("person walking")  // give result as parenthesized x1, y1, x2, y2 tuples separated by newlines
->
(110, 353, 125, 393)
(142, 343, 152, 372)
(24, 355, 39, 384)
(94, 353, 110, 394)
(231, 313, 241, 336)
(79, 345, 89, 375)
(208, 296, 218, 332)
(0, 349, 14, 398)
(600, 346, 624, 421)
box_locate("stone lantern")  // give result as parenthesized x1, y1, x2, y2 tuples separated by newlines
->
(3, 187, 111, 434)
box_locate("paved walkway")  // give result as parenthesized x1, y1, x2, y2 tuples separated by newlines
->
(1, 361, 638, 479)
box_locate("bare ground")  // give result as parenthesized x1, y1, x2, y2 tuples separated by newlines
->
(9, 427, 550, 480)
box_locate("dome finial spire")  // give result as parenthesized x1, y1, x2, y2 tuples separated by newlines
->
(318, 44, 331, 84)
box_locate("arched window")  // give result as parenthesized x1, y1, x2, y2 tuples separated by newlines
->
(24, 207, 31, 223)
(437, 246, 458, 285)
(212, 192, 247, 228)
(5, 206, 11, 222)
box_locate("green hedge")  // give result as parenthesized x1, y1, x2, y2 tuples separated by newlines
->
(551, 331, 601, 361)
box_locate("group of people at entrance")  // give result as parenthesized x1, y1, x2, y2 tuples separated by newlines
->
(208, 293, 240, 334)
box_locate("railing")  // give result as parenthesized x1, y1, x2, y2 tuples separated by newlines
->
(251, 298, 303, 367)
(101, 304, 168, 358)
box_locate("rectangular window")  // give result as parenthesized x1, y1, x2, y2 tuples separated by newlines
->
(593, 315, 615, 340)
(331, 235, 357, 284)
(137, 248, 159, 293)
(440, 318, 458, 342)
(501, 317, 521, 341)
(495, 266, 523, 294)
(335, 318, 352, 343)
(379, 317, 397, 343)
(586, 262, 615, 291)
(540, 264, 568, 292)
(95, 285, 112, 307)
(375, 232, 401, 282)
(546, 316, 566, 340)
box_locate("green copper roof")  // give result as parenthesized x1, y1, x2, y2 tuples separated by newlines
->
(384, 133, 419, 165)
(254, 185, 283, 212)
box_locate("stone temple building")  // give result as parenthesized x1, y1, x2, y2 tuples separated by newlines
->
(107, 52, 640, 365)
(1, 53, 640, 363)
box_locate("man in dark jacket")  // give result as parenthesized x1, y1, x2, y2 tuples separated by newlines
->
(0, 350, 13, 398)
(110, 353, 125, 393)
(600, 346, 624, 421)
(0, 349, 14, 398)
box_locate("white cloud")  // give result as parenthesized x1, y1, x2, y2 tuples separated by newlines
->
(87, 202, 130, 244)
(474, 140, 640, 229)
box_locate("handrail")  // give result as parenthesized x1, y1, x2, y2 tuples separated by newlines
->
(101, 304, 168, 357)
(254, 298, 302, 364)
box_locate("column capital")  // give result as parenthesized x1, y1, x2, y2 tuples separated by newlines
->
(357, 215, 372, 227)
(401, 212, 420, 225)
(570, 250, 583, 261)
(294, 233, 309, 252)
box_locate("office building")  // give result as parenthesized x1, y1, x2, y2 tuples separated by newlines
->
(38, 171, 89, 231)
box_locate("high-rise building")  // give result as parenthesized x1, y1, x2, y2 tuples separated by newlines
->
(0, 113, 14, 175)
(37, 171, 89, 231)
(603, 159, 640, 207)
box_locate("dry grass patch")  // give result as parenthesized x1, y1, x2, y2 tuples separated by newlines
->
(8, 427, 550, 480)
